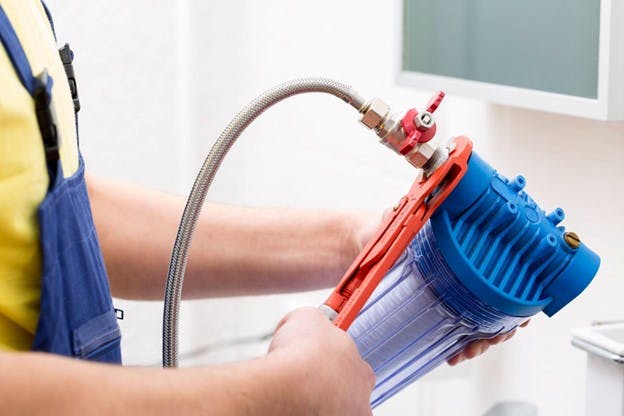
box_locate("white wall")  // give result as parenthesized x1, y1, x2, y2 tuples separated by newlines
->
(44, 1, 624, 414)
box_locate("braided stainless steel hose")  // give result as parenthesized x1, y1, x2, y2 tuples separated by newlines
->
(163, 78, 366, 367)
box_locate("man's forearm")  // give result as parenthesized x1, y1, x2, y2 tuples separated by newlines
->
(0, 351, 301, 415)
(87, 175, 369, 300)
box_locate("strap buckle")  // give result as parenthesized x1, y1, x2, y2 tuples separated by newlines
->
(34, 69, 61, 163)
(59, 44, 80, 113)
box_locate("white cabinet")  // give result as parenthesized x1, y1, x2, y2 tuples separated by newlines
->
(397, 0, 624, 120)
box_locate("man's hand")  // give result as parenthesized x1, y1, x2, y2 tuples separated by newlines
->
(447, 320, 530, 366)
(268, 307, 375, 416)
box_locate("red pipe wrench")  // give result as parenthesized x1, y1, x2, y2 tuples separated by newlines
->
(324, 136, 473, 330)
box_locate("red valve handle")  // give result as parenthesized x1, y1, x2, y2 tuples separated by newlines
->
(426, 91, 445, 114)
(399, 91, 446, 155)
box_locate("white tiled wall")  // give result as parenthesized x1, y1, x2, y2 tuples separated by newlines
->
(44, 1, 624, 414)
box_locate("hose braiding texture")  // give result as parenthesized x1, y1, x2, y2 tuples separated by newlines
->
(163, 78, 365, 367)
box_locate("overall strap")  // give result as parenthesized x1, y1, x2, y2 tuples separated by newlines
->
(0, 6, 37, 95)
(39, 1, 80, 114)
(0, 5, 60, 181)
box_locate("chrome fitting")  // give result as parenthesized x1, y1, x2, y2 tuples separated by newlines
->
(378, 114, 406, 151)
(422, 146, 450, 177)
(360, 97, 407, 152)
(406, 142, 437, 169)
(357, 92, 449, 176)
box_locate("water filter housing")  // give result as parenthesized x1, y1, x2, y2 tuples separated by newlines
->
(348, 151, 600, 407)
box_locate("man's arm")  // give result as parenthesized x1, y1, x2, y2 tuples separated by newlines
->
(0, 308, 375, 416)
(86, 174, 525, 364)
(86, 174, 371, 300)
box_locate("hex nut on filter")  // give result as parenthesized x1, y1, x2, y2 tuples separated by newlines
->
(361, 97, 390, 129)
(407, 142, 436, 168)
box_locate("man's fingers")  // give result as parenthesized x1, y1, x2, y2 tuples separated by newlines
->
(448, 353, 465, 366)
(447, 319, 531, 366)
(486, 329, 517, 346)
(463, 341, 484, 359)
(274, 306, 324, 332)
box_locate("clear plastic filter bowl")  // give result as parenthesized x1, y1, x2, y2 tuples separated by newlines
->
(348, 222, 524, 408)
(347, 151, 599, 407)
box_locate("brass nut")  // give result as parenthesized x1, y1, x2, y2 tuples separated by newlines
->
(564, 232, 581, 249)
(361, 97, 390, 129)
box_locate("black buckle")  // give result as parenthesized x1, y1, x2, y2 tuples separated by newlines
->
(59, 44, 80, 113)
(34, 69, 60, 163)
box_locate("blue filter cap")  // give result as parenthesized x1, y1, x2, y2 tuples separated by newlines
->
(429, 152, 600, 317)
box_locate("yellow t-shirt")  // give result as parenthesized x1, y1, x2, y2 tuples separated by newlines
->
(0, 0, 78, 350)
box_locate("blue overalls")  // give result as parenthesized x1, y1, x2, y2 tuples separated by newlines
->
(0, 4, 122, 363)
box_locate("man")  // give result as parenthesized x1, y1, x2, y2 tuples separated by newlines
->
(0, 1, 517, 414)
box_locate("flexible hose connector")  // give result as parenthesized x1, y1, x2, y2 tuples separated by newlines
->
(163, 78, 366, 367)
